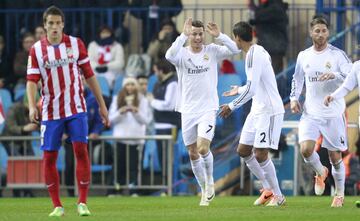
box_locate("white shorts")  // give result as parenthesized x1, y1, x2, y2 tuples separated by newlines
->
(240, 113, 284, 150)
(298, 114, 347, 152)
(181, 111, 216, 146)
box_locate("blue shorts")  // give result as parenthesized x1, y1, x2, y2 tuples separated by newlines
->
(40, 113, 88, 151)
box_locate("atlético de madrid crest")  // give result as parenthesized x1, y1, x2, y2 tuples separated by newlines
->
(66, 48, 73, 58)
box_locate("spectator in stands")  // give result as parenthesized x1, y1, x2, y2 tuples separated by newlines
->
(137, 75, 149, 97)
(0, 35, 11, 90)
(1, 94, 38, 197)
(88, 26, 125, 89)
(109, 77, 152, 194)
(130, 0, 183, 51)
(248, 0, 288, 74)
(78, 1, 130, 45)
(13, 33, 35, 91)
(147, 19, 180, 68)
(149, 59, 180, 172)
(34, 25, 46, 41)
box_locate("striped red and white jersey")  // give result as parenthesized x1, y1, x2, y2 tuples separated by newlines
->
(27, 34, 94, 121)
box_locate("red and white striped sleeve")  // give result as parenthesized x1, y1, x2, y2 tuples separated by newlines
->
(26, 46, 41, 83)
(77, 38, 94, 79)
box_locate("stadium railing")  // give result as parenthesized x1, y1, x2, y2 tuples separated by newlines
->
(0, 135, 175, 196)
(0, 4, 334, 62)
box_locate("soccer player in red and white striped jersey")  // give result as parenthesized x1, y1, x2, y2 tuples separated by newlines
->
(26, 5, 109, 217)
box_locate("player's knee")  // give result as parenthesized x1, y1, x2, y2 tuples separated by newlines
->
(187, 144, 199, 160)
(328, 151, 342, 166)
(237, 145, 251, 158)
(300, 145, 312, 158)
(255, 149, 268, 163)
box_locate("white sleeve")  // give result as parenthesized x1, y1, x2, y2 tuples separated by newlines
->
(133, 97, 151, 125)
(331, 64, 359, 99)
(151, 81, 177, 111)
(290, 52, 305, 101)
(165, 33, 188, 66)
(214, 33, 241, 60)
(228, 49, 262, 110)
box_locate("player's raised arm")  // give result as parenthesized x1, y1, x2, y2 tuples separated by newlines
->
(165, 18, 192, 65)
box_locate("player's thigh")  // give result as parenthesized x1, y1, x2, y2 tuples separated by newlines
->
(181, 113, 198, 146)
(298, 115, 321, 143)
(321, 115, 347, 152)
(197, 111, 216, 143)
(65, 113, 89, 143)
(253, 114, 283, 149)
(40, 119, 65, 151)
(239, 113, 256, 146)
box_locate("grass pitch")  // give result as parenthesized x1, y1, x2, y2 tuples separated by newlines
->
(0, 196, 359, 221)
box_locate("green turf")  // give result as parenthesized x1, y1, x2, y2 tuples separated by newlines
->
(0, 196, 359, 221)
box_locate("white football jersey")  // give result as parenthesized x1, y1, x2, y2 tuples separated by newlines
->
(228, 44, 284, 116)
(331, 61, 360, 100)
(165, 33, 239, 114)
(290, 44, 352, 118)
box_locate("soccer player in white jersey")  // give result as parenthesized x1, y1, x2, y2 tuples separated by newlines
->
(290, 15, 352, 207)
(219, 21, 286, 206)
(26, 6, 109, 216)
(165, 18, 239, 206)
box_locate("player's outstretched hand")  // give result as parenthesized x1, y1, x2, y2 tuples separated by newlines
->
(223, 85, 239, 97)
(218, 104, 232, 118)
(206, 22, 220, 37)
(99, 106, 110, 128)
(183, 18, 192, 36)
(29, 107, 40, 124)
(290, 100, 302, 113)
(324, 95, 334, 107)
(319, 72, 335, 81)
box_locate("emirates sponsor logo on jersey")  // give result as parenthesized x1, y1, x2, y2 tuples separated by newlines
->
(308, 71, 322, 82)
(187, 66, 209, 75)
(43, 57, 76, 69)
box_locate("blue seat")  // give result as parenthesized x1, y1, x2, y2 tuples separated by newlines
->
(147, 74, 158, 93)
(233, 60, 247, 84)
(0, 88, 13, 115)
(218, 75, 243, 104)
(217, 75, 243, 129)
(0, 143, 8, 173)
(112, 75, 124, 96)
(96, 75, 111, 97)
(14, 87, 26, 102)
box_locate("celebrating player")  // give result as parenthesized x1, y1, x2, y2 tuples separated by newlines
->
(219, 21, 286, 206)
(165, 18, 239, 206)
(290, 15, 352, 207)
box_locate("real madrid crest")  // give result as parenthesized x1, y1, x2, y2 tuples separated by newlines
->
(203, 54, 209, 61)
(325, 61, 331, 70)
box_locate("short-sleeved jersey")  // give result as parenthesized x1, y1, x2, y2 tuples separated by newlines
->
(290, 44, 352, 118)
(165, 33, 239, 114)
(27, 34, 94, 121)
(229, 44, 284, 116)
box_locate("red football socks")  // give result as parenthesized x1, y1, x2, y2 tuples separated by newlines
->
(73, 142, 91, 204)
(43, 151, 62, 207)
